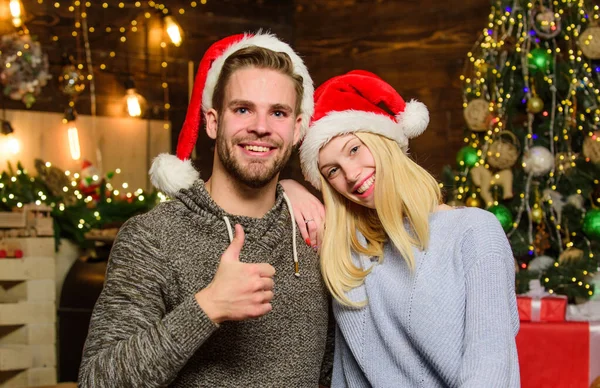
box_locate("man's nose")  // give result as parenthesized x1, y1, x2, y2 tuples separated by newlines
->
(249, 111, 270, 135)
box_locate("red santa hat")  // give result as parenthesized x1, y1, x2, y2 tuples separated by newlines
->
(150, 32, 314, 196)
(299, 70, 429, 190)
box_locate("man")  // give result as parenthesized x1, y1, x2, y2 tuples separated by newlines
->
(79, 33, 332, 387)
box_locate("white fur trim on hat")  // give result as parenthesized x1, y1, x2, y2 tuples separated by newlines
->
(201, 32, 314, 139)
(300, 111, 410, 190)
(149, 153, 199, 197)
(398, 100, 429, 138)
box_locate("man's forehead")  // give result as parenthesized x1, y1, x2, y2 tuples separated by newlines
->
(224, 67, 296, 101)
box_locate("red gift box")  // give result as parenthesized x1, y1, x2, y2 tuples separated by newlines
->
(516, 321, 600, 388)
(517, 295, 567, 322)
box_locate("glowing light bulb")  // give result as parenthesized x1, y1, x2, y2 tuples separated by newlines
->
(126, 90, 142, 117)
(3, 134, 20, 154)
(123, 78, 146, 117)
(164, 15, 183, 47)
(68, 125, 81, 160)
(10, 0, 23, 27)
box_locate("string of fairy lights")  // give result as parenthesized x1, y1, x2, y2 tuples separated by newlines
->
(0, 162, 168, 232)
(1, 0, 204, 160)
(446, 0, 600, 298)
(0, 0, 186, 230)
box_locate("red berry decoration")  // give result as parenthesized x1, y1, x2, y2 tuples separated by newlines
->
(0, 250, 6, 258)
(14, 249, 23, 258)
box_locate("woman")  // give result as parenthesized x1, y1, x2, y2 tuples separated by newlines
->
(297, 70, 520, 387)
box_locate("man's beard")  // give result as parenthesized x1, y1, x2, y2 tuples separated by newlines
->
(216, 131, 293, 189)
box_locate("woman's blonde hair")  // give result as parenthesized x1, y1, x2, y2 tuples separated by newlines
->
(320, 132, 441, 307)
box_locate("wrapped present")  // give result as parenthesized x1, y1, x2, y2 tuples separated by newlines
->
(517, 295, 567, 322)
(516, 321, 600, 388)
(517, 280, 567, 322)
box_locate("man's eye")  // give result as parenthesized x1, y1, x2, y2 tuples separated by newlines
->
(235, 107, 248, 114)
(273, 111, 287, 117)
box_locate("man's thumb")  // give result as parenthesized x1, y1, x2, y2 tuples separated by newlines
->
(221, 224, 245, 261)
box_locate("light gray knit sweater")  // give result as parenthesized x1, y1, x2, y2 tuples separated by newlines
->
(332, 207, 520, 387)
(79, 180, 332, 387)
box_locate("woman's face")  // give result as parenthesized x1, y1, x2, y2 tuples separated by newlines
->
(318, 134, 376, 209)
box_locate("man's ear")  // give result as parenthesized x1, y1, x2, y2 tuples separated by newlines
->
(293, 114, 303, 146)
(205, 109, 219, 140)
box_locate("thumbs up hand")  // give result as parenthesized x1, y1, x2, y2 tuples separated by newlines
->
(195, 224, 276, 324)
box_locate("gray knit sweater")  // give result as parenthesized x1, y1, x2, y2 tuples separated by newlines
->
(79, 180, 332, 387)
(332, 207, 520, 387)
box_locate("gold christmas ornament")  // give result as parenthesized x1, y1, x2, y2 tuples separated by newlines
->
(558, 247, 584, 264)
(487, 131, 520, 170)
(535, 8, 556, 32)
(531, 7, 561, 39)
(526, 96, 544, 113)
(465, 196, 482, 208)
(578, 25, 600, 59)
(470, 165, 514, 206)
(531, 206, 544, 223)
(464, 98, 491, 132)
(583, 131, 600, 164)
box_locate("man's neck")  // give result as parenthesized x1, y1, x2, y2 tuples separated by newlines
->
(205, 172, 278, 218)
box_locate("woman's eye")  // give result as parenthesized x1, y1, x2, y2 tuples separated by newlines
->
(350, 145, 359, 155)
(327, 167, 338, 178)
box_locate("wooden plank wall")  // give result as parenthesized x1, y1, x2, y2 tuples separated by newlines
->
(293, 0, 491, 179)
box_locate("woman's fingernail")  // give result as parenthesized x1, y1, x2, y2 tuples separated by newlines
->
(305, 238, 311, 246)
(313, 245, 319, 252)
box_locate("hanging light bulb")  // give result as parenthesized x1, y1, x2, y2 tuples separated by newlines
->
(164, 15, 183, 47)
(123, 78, 147, 118)
(1, 120, 19, 155)
(63, 107, 80, 160)
(9, 0, 23, 28)
(68, 125, 80, 160)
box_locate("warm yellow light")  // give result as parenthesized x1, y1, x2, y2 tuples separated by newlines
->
(10, 0, 22, 27)
(9, 0, 21, 16)
(2, 134, 20, 154)
(164, 15, 183, 47)
(126, 90, 143, 117)
(68, 126, 81, 160)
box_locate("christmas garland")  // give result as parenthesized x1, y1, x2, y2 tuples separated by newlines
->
(0, 160, 161, 249)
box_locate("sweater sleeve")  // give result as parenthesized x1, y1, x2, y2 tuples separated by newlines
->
(78, 217, 219, 388)
(458, 215, 521, 388)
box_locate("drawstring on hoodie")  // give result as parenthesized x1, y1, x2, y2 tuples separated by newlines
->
(222, 193, 299, 277)
(282, 192, 300, 277)
(223, 216, 234, 242)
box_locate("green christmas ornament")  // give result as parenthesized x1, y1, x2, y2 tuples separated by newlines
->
(528, 48, 551, 71)
(582, 209, 600, 240)
(488, 204, 513, 232)
(457, 146, 479, 168)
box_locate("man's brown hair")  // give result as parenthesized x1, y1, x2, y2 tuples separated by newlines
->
(211, 46, 304, 116)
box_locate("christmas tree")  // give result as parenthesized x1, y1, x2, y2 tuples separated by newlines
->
(443, 0, 600, 302)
